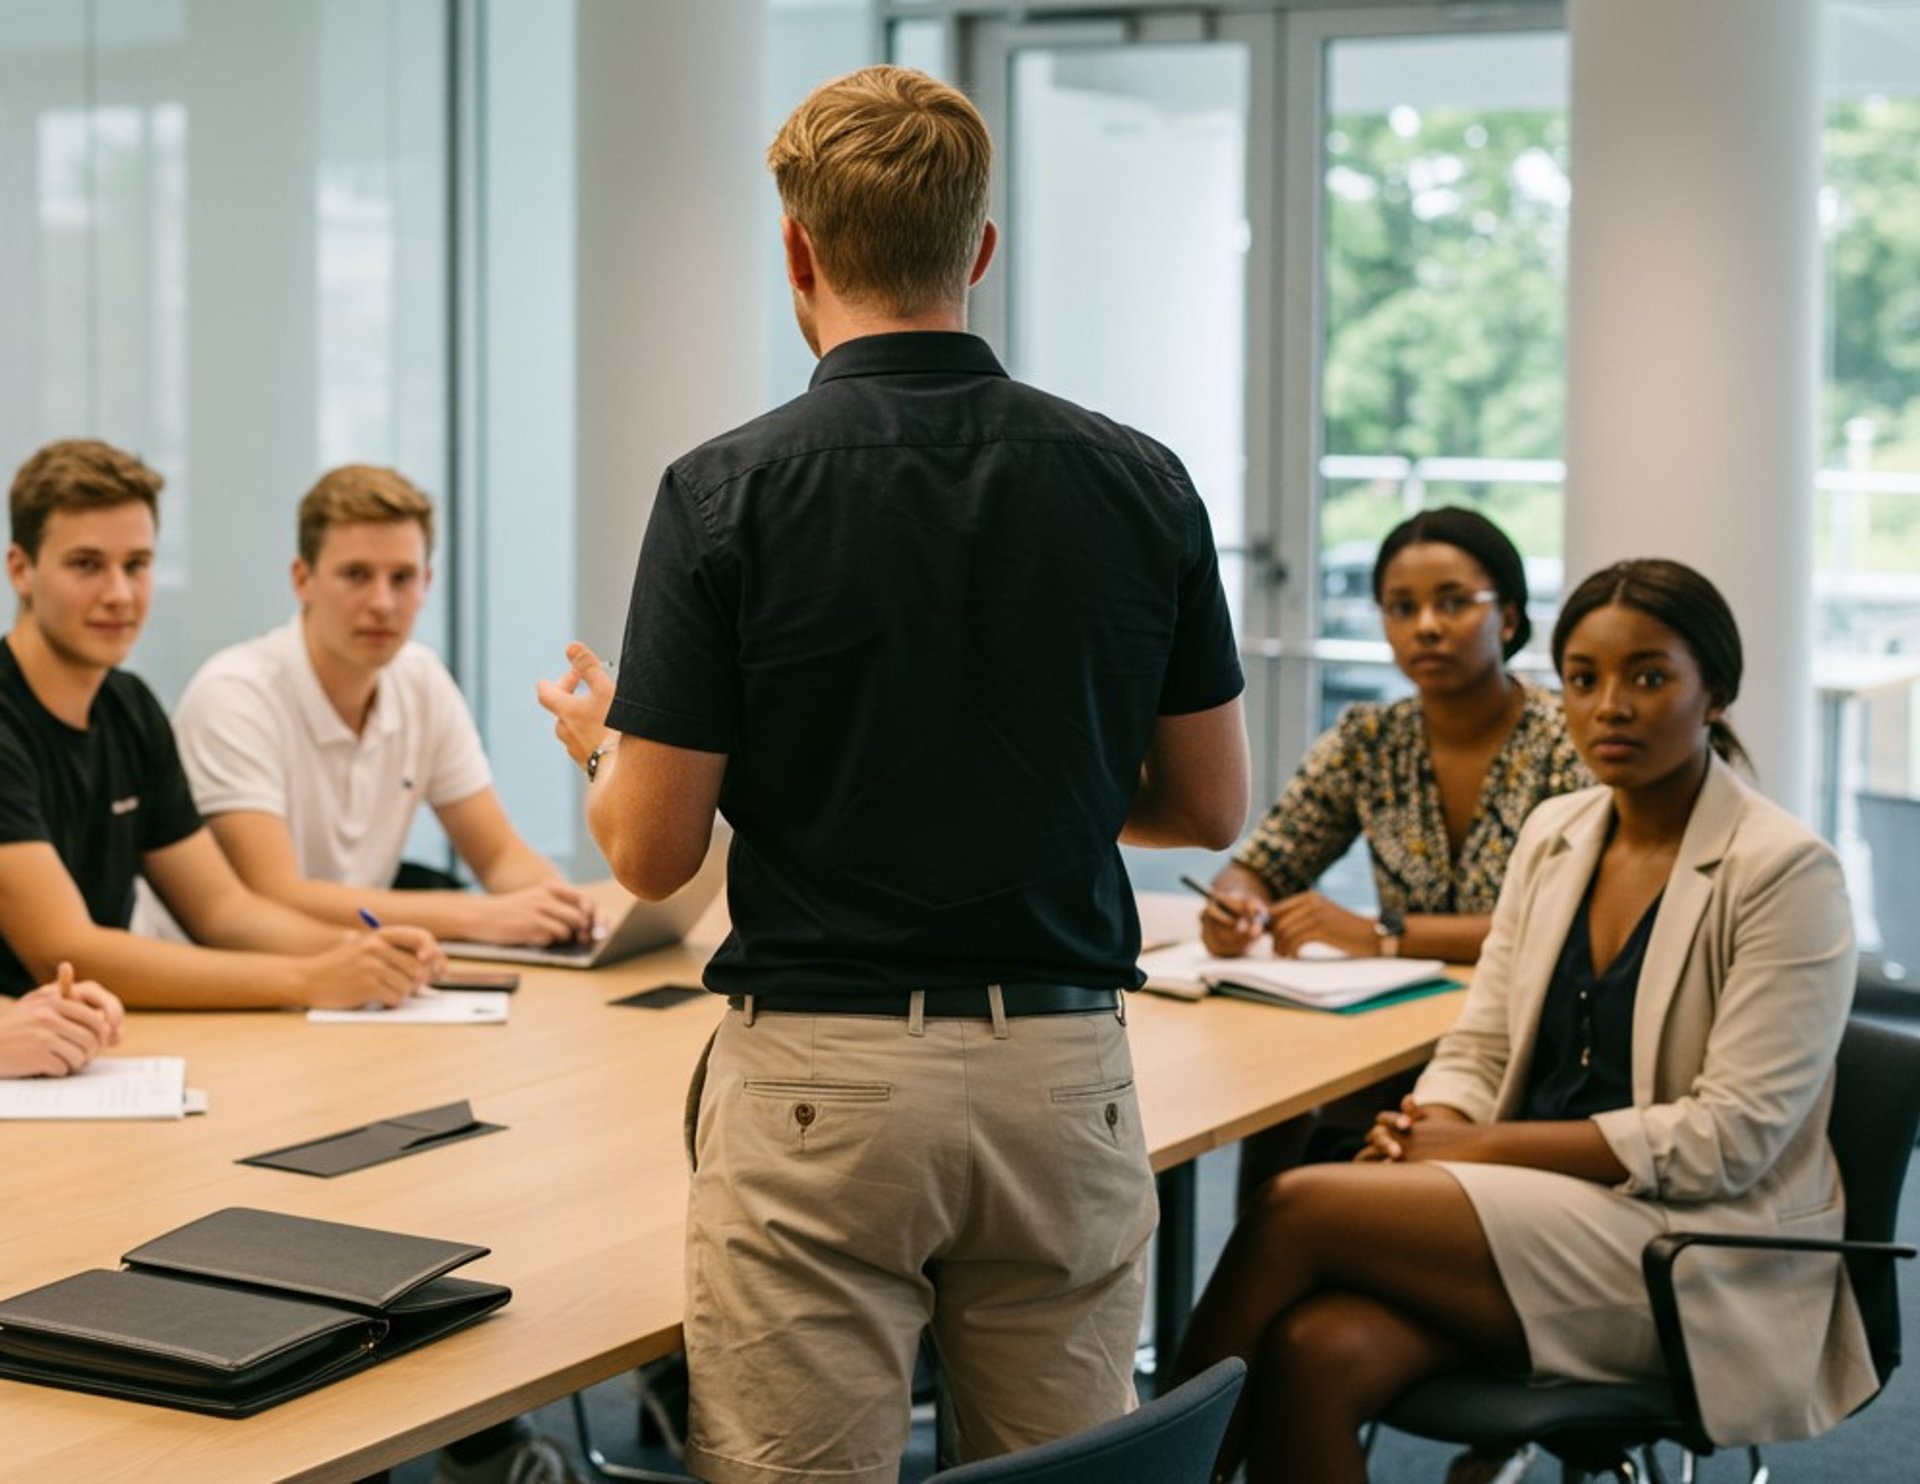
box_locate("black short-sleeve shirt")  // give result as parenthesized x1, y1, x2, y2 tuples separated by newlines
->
(609, 331, 1244, 1000)
(0, 639, 203, 996)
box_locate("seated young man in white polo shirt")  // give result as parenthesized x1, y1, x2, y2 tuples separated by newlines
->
(173, 465, 595, 949)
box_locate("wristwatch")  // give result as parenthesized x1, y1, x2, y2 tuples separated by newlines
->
(1374, 904, 1405, 959)
(584, 741, 613, 782)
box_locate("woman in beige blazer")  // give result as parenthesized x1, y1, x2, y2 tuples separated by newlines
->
(1169, 559, 1875, 1484)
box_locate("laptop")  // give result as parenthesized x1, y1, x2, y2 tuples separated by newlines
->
(441, 829, 729, 969)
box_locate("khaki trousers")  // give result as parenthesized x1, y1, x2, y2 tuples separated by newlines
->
(681, 997, 1156, 1484)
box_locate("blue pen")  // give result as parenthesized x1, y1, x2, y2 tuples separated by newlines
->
(357, 908, 381, 931)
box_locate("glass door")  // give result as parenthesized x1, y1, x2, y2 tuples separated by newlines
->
(955, 10, 1283, 889)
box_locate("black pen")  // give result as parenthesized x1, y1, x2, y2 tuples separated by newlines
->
(1178, 874, 1270, 927)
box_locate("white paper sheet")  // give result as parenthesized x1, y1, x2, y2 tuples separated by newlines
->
(307, 988, 510, 1024)
(0, 1056, 189, 1120)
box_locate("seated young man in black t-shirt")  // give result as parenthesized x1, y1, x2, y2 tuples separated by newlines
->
(0, 440, 442, 1008)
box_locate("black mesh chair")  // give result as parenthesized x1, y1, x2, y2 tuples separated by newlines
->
(925, 1358, 1246, 1483)
(1378, 1019, 1920, 1484)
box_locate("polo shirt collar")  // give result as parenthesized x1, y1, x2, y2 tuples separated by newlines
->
(271, 614, 402, 747)
(808, 331, 1008, 389)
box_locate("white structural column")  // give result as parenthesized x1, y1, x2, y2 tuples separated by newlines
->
(574, 0, 768, 645)
(1564, 0, 1822, 817)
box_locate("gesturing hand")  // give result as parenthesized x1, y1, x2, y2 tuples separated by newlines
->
(535, 642, 616, 770)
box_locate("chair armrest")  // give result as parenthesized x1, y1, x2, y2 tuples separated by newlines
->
(1639, 1232, 1916, 1450)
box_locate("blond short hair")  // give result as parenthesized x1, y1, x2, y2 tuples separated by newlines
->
(9, 439, 163, 558)
(297, 465, 435, 566)
(767, 65, 991, 317)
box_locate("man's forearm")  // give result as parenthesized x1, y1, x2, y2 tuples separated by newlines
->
(32, 927, 310, 1010)
(475, 842, 561, 895)
(241, 873, 491, 940)
(186, 887, 343, 956)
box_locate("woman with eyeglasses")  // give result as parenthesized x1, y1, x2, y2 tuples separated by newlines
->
(1200, 506, 1588, 968)
(1168, 560, 1872, 1484)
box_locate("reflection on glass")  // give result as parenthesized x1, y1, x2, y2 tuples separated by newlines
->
(1820, 4, 1920, 954)
(1319, 32, 1569, 647)
(890, 18, 945, 78)
(1009, 43, 1250, 601)
(0, 1, 449, 699)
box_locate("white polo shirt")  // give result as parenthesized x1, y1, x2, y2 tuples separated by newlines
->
(172, 616, 493, 890)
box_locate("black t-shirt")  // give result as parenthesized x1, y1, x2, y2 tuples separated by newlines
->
(608, 331, 1245, 1000)
(0, 639, 203, 996)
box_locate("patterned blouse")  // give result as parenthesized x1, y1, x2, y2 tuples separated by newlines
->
(1234, 684, 1591, 917)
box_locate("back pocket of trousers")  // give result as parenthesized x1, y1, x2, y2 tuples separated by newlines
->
(744, 1079, 892, 1153)
(1051, 1077, 1136, 1146)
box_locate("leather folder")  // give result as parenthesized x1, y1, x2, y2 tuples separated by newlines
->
(238, 1098, 504, 1177)
(0, 1208, 510, 1416)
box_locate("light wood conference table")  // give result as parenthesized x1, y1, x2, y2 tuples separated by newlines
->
(1, 894, 1465, 1483)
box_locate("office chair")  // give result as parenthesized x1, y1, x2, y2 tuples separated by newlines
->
(924, 1357, 1246, 1483)
(1377, 1019, 1920, 1484)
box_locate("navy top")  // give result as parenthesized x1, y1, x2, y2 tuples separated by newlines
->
(1521, 882, 1662, 1121)
(607, 331, 1245, 1000)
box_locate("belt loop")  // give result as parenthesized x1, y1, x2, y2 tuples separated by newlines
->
(1115, 989, 1127, 1025)
(742, 993, 758, 1028)
(908, 990, 927, 1037)
(988, 983, 1010, 1040)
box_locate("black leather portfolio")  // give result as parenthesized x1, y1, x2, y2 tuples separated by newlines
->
(238, 1098, 505, 1177)
(0, 1207, 510, 1416)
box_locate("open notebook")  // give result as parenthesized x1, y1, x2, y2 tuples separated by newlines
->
(1138, 940, 1453, 1012)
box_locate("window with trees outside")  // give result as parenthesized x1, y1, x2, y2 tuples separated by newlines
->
(1821, 1, 1920, 970)
(1313, 31, 1568, 734)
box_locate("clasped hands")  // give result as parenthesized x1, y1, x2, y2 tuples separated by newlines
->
(1355, 1094, 1485, 1163)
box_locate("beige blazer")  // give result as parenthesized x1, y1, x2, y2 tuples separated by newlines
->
(1415, 755, 1877, 1443)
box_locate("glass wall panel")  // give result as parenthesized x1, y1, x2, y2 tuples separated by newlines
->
(1317, 31, 1569, 685)
(0, 0, 450, 704)
(1008, 42, 1251, 624)
(1820, 1, 1920, 963)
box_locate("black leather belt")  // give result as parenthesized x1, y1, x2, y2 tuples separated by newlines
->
(726, 984, 1123, 1018)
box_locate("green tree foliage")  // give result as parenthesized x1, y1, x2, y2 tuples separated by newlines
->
(1824, 98, 1920, 471)
(1320, 106, 1568, 558)
(1320, 98, 1920, 574)
(1323, 106, 1567, 465)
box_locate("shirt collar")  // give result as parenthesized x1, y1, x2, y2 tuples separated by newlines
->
(272, 614, 401, 746)
(808, 331, 1009, 390)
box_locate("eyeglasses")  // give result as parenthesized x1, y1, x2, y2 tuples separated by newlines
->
(1379, 590, 1501, 625)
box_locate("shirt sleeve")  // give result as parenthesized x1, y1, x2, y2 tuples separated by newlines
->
(417, 653, 494, 808)
(0, 719, 51, 846)
(132, 684, 205, 852)
(606, 466, 740, 753)
(1232, 709, 1369, 898)
(1157, 494, 1245, 716)
(172, 671, 292, 820)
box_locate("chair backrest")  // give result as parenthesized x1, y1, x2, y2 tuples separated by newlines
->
(1829, 1018, 1920, 1382)
(1858, 791, 1920, 971)
(925, 1358, 1247, 1484)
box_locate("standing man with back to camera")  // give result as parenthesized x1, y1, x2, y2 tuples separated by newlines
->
(539, 65, 1249, 1484)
